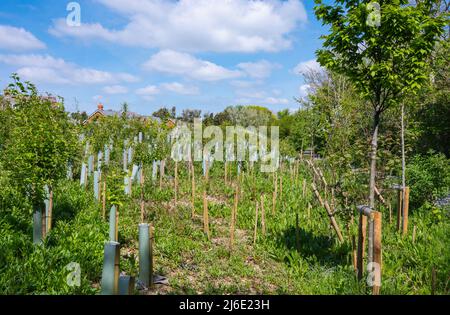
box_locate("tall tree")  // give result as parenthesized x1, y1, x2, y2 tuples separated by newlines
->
(315, 0, 446, 265)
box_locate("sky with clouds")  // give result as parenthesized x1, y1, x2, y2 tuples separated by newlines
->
(0, 0, 326, 116)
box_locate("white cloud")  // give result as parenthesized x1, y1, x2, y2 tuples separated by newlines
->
(230, 80, 262, 89)
(143, 50, 242, 81)
(160, 82, 199, 95)
(237, 60, 280, 79)
(236, 89, 266, 99)
(135, 85, 160, 97)
(293, 59, 323, 75)
(0, 25, 46, 51)
(234, 89, 290, 106)
(0, 54, 138, 85)
(102, 85, 129, 94)
(263, 97, 289, 105)
(49, 0, 307, 53)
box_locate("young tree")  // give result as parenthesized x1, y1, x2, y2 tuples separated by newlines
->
(1, 75, 78, 237)
(315, 0, 446, 270)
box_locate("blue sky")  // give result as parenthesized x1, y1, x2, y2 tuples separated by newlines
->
(0, 0, 327, 116)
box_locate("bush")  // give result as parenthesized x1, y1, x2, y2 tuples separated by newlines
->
(407, 151, 450, 210)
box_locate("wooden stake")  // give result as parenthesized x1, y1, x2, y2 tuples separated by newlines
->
(224, 161, 228, 184)
(191, 162, 196, 218)
(397, 189, 403, 231)
(229, 186, 238, 251)
(47, 187, 53, 232)
(102, 181, 106, 219)
(352, 234, 357, 272)
(41, 207, 47, 239)
(174, 161, 178, 205)
(412, 225, 417, 243)
(273, 173, 278, 214)
(115, 205, 119, 242)
(357, 213, 367, 280)
(253, 200, 259, 245)
(402, 186, 410, 236)
(374, 186, 386, 205)
(388, 202, 392, 225)
(272, 191, 276, 215)
(295, 213, 300, 252)
(307, 203, 311, 219)
(372, 211, 382, 295)
(311, 182, 344, 243)
(159, 159, 165, 190)
(205, 159, 209, 183)
(431, 267, 436, 295)
(279, 176, 283, 199)
(203, 190, 210, 240)
(260, 194, 266, 236)
(302, 178, 306, 198)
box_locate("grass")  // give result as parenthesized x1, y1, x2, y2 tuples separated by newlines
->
(1, 159, 448, 295)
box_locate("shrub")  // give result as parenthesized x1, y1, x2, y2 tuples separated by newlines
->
(407, 151, 450, 210)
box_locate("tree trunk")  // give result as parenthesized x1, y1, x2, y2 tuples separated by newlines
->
(368, 110, 381, 265)
(401, 103, 406, 233)
(401, 103, 406, 190)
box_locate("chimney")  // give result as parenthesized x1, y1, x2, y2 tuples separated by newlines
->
(98, 103, 104, 111)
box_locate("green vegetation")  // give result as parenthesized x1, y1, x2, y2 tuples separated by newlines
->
(0, 1, 449, 295)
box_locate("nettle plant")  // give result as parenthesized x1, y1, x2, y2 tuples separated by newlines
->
(2, 74, 78, 212)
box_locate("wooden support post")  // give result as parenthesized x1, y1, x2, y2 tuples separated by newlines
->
(374, 186, 386, 205)
(272, 190, 276, 215)
(205, 159, 209, 183)
(191, 162, 196, 218)
(397, 189, 403, 231)
(372, 211, 382, 295)
(253, 200, 259, 245)
(260, 194, 266, 236)
(388, 202, 392, 225)
(279, 176, 283, 199)
(412, 225, 417, 243)
(352, 235, 357, 272)
(302, 178, 306, 198)
(203, 190, 210, 240)
(357, 213, 367, 280)
(229, 186, 238, 251)
(295, 213, 300, 252)
(42, 205, 47, 239)
(159, 159, 165, 190)
(174, 161, 178, 205)
(224, 161, 228, 184)
(273, 173, 278, 214)
(47, 187, 53, 232)
(431, 267, 436, 295)
(102, 182, 106, 219)
(402, 186, 410, 236)
(311, 183, 344, 243)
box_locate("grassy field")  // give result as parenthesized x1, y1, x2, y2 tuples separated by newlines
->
(2, 158, 447, 295)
